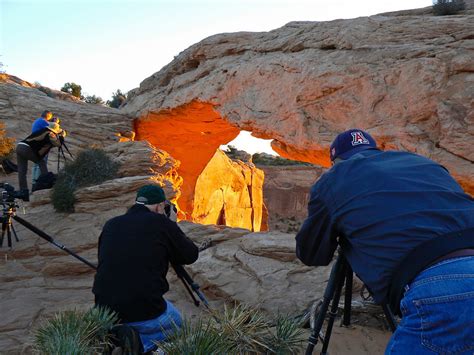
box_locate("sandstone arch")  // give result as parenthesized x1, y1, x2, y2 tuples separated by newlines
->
(125, 13, 473, 198)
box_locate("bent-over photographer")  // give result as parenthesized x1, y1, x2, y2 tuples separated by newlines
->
(92, 185, 198, 354)
(16, 121, 66, 201)
(296, 129, 474, 353)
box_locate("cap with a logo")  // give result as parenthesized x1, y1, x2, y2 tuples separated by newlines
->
(330, 129, 377, 162)
(136, 185, 166, 205)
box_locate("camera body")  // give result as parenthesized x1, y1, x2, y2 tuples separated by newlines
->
(0, 183, 28, 202)
(164, 200, 177, 219)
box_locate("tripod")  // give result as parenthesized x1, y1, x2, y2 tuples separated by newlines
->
(0, 201, 19, 248)
(57, 136, 73, 172)
(305, 252, 397, 355)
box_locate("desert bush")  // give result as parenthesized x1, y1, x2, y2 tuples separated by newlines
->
(52, 148, 119, 212)
(107, 89, 127, 108)
(0, 122, 15, 159)
(155, 319, 229, 355)
(34, 306, 118, 354)
(433, 0, 465, 15)
(252, 152, 313, 167)
(84, 95, 104, 105)
(265, 314, 306, 354)
(156, 303, 305, 354)
(34, 303, 304, 354)
(61, 82, 83, 99)
(213, 303, 271, 353)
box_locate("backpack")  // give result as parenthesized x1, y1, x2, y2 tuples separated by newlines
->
(32, 172, 57, 192)
(1, 158, 18, 174)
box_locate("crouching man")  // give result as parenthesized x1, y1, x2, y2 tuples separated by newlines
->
(296, 129, 474, 353)
(93, 185, 198, 353)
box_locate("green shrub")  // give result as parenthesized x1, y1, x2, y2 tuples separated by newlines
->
(156, 319, 229, 355)
(52, 148, 119, 212)
(51, 173, 76, 213)
(34, 306, 118, 354)
(265, 314, 306, 355)
(433, 0, 465, 15)
(106, 89, 127, 108)
(212, 303, 271, 353)
(34, 303, 304, 355)
(156, 303, 305, 354)
(252, 152, 313, 167)
(61, 82, 83, 99)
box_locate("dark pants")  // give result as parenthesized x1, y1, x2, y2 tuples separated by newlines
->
(16, 143, 48, 191)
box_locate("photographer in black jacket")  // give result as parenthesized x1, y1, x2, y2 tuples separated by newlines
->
(16, 122, 66, 200)
(93, 185, 198, 353)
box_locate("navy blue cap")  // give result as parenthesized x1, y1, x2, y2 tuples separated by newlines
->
(330, 129, 377, 162)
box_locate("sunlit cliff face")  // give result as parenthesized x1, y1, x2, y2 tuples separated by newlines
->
(134, 101, 272, 231)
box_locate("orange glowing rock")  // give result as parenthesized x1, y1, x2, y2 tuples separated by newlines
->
(134, 101, 240, 219)
(192, 149, 267, 232)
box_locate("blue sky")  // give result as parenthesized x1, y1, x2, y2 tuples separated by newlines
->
(1, 0, 430, 154)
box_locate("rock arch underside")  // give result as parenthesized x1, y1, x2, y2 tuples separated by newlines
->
(0, 4, 473, 352)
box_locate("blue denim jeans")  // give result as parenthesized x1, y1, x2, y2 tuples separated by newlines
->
(126, 300, 182, 352)
(386, 256, 474, 354)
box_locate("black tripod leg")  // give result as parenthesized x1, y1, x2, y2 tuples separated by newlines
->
(305, 254, 345, 355)
(320, 261, 347, 355)
(0, 223, 5, 248)
(342, 264, 353, 326)
(382, 304, 398, 332)
(7, 226, 12, 248)
(11, 223, 19, 242)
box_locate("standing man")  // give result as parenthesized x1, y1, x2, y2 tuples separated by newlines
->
(93, 185, 199, 353)
(296, 129, 474, 353)
(31, 110, 53, 186)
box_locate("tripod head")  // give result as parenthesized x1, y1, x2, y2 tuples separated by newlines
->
(0, 182, 28, 203)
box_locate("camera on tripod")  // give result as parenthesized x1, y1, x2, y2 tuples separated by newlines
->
(0, 183, 28, 202)
(164, 200, 177, 219)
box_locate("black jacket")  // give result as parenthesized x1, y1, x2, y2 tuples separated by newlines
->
(92, 204, 198, 322)
(22, 127, 62, 159)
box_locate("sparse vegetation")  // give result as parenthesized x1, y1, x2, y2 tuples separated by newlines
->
(156, 303, 305, 354)
(223, 146, 313, 166)
(33, 303, 305, 354)
(34, 306, 118, 354)
(84, 95, 104, 105)
(106, 89, 127, 108)
(0, 122, 15, 159)
(252, 152, 314, 167)
(61, 82, 83, 99)
(52, 148, 120, 212)
(433, 0, 465, 15)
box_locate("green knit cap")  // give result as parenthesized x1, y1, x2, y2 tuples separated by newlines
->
(136, 185, 166, 205)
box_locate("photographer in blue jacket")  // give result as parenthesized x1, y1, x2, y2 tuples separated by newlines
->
(296, 129, 474, 353)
